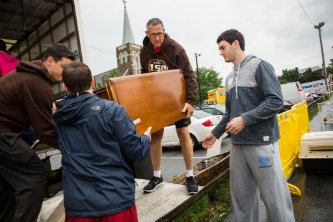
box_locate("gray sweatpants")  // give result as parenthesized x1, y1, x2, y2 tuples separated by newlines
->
(230, 142, 295, 222)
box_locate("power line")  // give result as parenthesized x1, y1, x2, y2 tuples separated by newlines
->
(85, 44, 116, 56)
(296, 0, 314, 26)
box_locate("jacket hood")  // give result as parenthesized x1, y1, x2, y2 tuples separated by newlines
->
(234, 55, 257, 71)
(233, 55, 257, 99)
(16, 60, 53, 84)
(142, 33, 172, 53)
(53, 93, 96, 125)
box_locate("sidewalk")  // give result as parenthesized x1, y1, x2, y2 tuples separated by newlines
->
(222, 99, 333, 222)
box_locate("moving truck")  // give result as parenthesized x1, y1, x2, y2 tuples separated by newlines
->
(1, 0, 87, 196)
(302, 80, 325, 95)
(281, 81, 306, 105)
(1, 0, 87, 100)
(207, 88, 226, 105)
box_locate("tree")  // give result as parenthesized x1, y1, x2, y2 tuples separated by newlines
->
(92, 68, 120, 90)
(195, 67, 223, 105)
(280, 68, 299, 83)
(279, 79, 288, 84)
(299, 68, 323, 83)
(327, 59, 333, 74)
(104, 68, 120, 84)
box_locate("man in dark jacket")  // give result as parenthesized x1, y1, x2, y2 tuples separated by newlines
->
(203, 29, 295, 222)
(53, 62, 151, 221)
(0, 43, 76, 222)
(140, 18, 198, 195)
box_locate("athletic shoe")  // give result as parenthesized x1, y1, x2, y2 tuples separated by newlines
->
(185, 176, 198, 195)
(143, 176, 163, 193)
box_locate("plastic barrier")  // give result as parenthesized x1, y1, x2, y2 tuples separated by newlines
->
(277, 101, 310, 196)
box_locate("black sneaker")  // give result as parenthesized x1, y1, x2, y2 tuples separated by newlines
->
(185, 176, 198, 195)
(143, 176, 163, 193)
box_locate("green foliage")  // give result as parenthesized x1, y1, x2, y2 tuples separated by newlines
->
(327, 59, 333, 74)
(195, 67, 223, 105)
(308, 104, 319, 121)
(299, 68, 323, 83)
(280, 68, 300, 83)
(93, 68, 120, 90)
(173, 178, 232, 222)
(327, 67, 333, 75)
(92, 83, 102, 90)
(279, 79, 288, 84)
(104, 68, 120, 84)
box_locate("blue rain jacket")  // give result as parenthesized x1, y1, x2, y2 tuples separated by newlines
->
(52, 93, 151, 217)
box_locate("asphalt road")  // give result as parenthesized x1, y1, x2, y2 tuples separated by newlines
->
(161, 136, 231, 182)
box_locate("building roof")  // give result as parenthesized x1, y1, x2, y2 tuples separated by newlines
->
(122, 0, 135, 44)
(299, 66, 322, 74)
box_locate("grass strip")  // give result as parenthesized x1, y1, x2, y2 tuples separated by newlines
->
(173, 178, 232, 222)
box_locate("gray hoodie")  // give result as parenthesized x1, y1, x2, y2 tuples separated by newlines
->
(212, 55, 283, 145)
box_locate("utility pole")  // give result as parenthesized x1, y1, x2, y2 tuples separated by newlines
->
(314, 22, 328, 92)
(194, 53, 202, 105)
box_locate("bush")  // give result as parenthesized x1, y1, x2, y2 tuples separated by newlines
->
(173, 178, 232, 222)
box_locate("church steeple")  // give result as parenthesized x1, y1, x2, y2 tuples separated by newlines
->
(116, 0, 142, 76)
(122, 0, 135, 44)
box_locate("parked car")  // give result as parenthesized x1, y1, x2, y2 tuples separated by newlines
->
(195, 104, 226, 116)
(162, 110, 222, 150)
(302, 80, 325, 95)
(305, 92, 319, 101)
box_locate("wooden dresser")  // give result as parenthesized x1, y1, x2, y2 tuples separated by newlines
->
(94, 69, 186, 134)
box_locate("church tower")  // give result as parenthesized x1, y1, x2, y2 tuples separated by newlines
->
(116, 0, 142, 76)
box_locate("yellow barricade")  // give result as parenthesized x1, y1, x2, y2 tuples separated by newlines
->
(277, 101, 310, 196)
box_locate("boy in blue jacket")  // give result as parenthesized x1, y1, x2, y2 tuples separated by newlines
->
(53, 62, 152, 222)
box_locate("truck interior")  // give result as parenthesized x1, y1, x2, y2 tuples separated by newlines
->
(0, 0, 84, 99)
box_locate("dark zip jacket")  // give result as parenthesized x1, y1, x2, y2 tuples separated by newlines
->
(52, 93, 151, 217)
(212, 55, 283, 145)
(0, 60, 58, 147)
(140, 33, 198, 105)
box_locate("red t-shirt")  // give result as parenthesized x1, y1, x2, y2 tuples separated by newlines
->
(154, 46, 163, 53)
(0, 51, 19, 77)
(65, 204, 138, 222)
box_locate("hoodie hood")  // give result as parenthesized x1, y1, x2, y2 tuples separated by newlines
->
(16, 60, 53, 85)
(53, 93, 96, 125)
(142, 33, 172, 54)
(234, 55, 257, 99)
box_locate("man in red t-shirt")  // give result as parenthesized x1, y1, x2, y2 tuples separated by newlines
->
(0, 39, 19, 77)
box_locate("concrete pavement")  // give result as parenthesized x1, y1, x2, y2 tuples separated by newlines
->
(222, 98, 333, 222)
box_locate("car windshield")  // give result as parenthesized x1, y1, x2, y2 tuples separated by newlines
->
(193, 110, 212, 119)
(214, 105, 226, 113)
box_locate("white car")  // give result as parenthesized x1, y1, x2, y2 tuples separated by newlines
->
(161, 110, 222, 150)
(305, 92, 319, 101)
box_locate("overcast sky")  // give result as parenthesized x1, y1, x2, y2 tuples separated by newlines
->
(78, 0, 333, 83)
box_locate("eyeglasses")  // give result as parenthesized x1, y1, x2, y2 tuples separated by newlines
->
(148, 32, 165, 38)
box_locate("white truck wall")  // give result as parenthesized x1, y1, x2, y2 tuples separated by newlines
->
(302, 80, 325, 95)
(281, 82, 306, 105)
(73, 0, 88, 64)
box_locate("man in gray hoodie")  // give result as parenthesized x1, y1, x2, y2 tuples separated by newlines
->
(202, 29, 295, 222)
